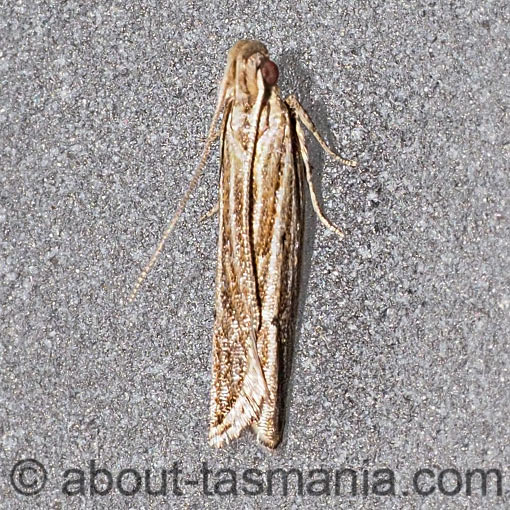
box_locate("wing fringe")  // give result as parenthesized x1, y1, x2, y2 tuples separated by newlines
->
(209, 330, 269, 447)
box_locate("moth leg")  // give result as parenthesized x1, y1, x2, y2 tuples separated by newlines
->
(294, 119, 345, 240)
(199, 201, 219, 222)
(285, 94, 357, 167)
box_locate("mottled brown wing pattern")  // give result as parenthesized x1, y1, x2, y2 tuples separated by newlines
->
(129, 40, 355, 450)
(209, 86, 304, 448)
(127, 40, 357, 450)
(250, 99, 304, 448)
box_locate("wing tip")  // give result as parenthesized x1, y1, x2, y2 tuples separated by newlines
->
(208, 328, 270, 448)
(252, 424, 281, 449)
(208, 394, 261, 448)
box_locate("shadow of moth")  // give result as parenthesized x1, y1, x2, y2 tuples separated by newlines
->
(129, 40, 356, 449)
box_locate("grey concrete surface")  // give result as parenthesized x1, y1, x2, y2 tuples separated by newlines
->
(1, 1, 508, 508)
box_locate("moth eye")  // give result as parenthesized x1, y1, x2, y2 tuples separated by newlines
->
(261, 60, 279, 86)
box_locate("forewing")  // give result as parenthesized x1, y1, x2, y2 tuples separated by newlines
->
(251, 97, 304, 447)
(208, 101, 268, 447)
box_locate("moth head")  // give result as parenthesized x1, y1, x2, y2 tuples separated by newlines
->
(223, 40, 279, 101)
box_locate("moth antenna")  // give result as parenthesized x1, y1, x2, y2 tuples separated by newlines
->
(127, 77, 229, 304)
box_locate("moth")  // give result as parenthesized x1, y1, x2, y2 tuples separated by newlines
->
(129, 40, 356, 449)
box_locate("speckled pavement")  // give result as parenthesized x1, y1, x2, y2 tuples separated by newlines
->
(1, 1, 508, 508)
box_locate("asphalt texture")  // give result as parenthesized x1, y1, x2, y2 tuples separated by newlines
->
(1, 1, 508, 509)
